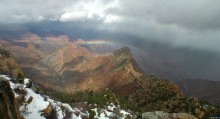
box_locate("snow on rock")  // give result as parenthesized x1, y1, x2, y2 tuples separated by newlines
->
(93, 103, 131, 119)
(0, 75, 80, 119)
(21, 87, 50, 119)
(0, 75, 133, 119)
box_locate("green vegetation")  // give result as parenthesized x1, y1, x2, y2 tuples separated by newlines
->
(52, 89, 122, 108)
(65, 76, 180, 114)
(16, 72, 24, 83)
(0, 68, 3, 74)
(88, 110, 96, 119)
(44, 75, 220, 119)
(125, 114, 132, 119)
(48, 76, 184, 114)
(0, 48, 11, 58)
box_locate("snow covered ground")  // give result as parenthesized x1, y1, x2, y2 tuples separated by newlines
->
(0, 75, 133, 119)
(92, 103, 131, 119)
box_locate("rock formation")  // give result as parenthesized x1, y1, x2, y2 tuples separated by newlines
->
(0, 78, 20, 119)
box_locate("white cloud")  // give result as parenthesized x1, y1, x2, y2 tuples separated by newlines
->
(60, 11, 87, 22)
(11, 14, 30, 21)
(104, 14, 123, 23)
(59, 0, 121, 23)
(37, 16, 45, 21)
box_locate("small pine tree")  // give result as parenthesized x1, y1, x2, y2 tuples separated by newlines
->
(17, 72, 24, 83)
(125, 114, 132, 119)
(88, 110, 96, 119)
(0, 68, 3, 74)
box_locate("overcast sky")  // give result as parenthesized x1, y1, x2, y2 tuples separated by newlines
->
(1, 0, 220, 52)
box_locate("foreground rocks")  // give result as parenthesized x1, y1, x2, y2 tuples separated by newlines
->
(0, 77, 20, 119)
(142, 111, 197, 119)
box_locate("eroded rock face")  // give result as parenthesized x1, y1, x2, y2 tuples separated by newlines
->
(1, 36, 220, 118)
(0, 48, 24, 79)
(0, 78, 20, 119)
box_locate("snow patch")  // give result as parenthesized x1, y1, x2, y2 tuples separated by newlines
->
(0, 75, 133, 119)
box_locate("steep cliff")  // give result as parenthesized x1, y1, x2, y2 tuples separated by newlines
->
(1, 37, 220, 118)
(0, 48, 24, 79)
(0, 78, 20, 119)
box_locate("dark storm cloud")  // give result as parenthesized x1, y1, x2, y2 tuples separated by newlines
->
(98, 0, 220, 51)
(1, 0, 220, 51)
(116, 0, 220, 30)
